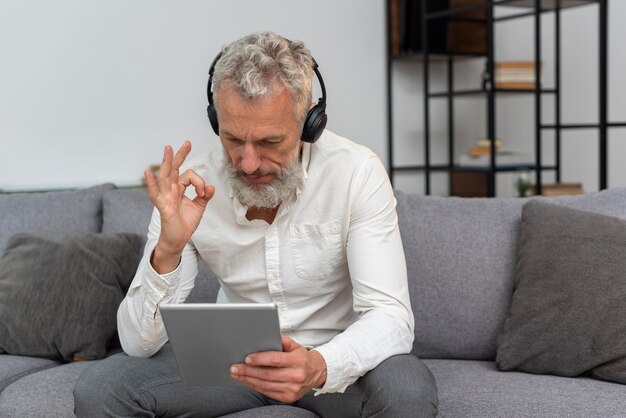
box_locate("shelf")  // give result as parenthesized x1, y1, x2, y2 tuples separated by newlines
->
(497, 0, 598, 11)
(391, 52, 486, 62)
(429, 88, 556, 98)
(392, 164, 556, 173)
(541, 122, 626, 129)
(542, 123, 600, 130)
(457, 164, 556, 172)
(494, 0, 598, 22)
(426, 0, 597, 21)
(387, 0, 610, 196)
(426, 3, 487, 20)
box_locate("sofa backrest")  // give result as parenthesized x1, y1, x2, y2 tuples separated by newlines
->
(395, 187, 626, 361)
(0, 184, 115, 255)
(6, 184, 625, 362)
(101, 189, 221, 303)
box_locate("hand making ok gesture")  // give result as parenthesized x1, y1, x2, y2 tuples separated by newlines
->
(144, 141, 215, 273)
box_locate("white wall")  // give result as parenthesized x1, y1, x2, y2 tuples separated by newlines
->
(391, 0, 626, 196)
(3, 1, 624, 196)
(0, 0, 386, 191)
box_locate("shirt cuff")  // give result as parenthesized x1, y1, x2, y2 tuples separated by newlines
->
(146, 256, 182, 296)
(311, 343, 359, 395)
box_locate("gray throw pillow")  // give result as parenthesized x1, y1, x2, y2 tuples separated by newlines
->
(496, 200, 626, 384)
(0, 233, 142, 362)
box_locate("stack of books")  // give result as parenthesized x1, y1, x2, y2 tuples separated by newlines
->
(460, 138, 533, 169)
(468, 138, 503, 157)
(459, 151, 533, 168)
(531, 183, 584, 197)
(495, 61, 543, 90)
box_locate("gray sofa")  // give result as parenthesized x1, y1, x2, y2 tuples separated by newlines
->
(1, 183, 626, 417)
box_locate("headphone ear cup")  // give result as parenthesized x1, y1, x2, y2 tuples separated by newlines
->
(207, 103, 219, 135)
(301, 104, 327, 143)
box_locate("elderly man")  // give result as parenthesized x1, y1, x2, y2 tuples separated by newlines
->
(74, 31, 438, 418)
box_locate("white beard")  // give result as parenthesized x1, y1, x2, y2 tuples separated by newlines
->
(224, 150, 305, 209)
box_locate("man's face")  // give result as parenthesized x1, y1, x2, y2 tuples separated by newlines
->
(216, 84, 305, 208)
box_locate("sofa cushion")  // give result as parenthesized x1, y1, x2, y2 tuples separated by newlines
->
(0, 357, 106, 418)
(0, 233, 142, 362)
(424, 359, 626, 417)
(102, 189, 220, 303)
(395, 187, 626, 360)
(0, 183, 115, 254)
(496, 201, 626, 383)
(0, 355, 59, 395)
(0, 357, 317, 418)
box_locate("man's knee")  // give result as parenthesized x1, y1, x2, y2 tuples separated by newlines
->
(73, 354, 144, 417)
(74, 355, 121, 414)
(399, 355, 438, 416)
(363, 354, 438, 418)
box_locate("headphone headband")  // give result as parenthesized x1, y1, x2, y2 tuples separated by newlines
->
(206, 46, 328, 143)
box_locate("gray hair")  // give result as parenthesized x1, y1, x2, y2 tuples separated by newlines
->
(212, 31, 314, 125)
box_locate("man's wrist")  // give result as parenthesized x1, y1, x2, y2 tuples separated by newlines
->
(309, 349, 327, 389)
(151, 243, 182, 274)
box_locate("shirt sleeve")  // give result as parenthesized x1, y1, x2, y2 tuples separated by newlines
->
(313, 155, 414, 394)
(117, 207, 200, 358)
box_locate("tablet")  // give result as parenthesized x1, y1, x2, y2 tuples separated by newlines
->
(159, 303, 283, 386)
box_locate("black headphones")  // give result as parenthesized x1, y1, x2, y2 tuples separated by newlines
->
(206, 50, 328, 143)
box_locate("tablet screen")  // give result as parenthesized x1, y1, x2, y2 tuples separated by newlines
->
(160, 303, 283, 386)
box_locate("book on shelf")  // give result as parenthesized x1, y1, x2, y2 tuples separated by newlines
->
(468, 138, 503, 157)
(530, 183, 583, 197)
(496, 81, 539, 90)
(459, 151, 533, 168)
(495, 61, 543, 90)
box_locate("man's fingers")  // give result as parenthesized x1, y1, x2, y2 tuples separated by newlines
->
(242, 379, 304, 404)
(231, 344, 315, 403)
(154, 141, 192, 191)
(169, 141, 191, 184)
(157, 145, 175, 192)
(204, 185, 216, 200)
(172, 140, 192, 172)
(244, 351, 294, 369)
(281, 336, 302, 353)
(192, 185, 216, 208)
(231, 363, 298, 384)
(230, 372, 301, 401)
(236, 374, 296, 393)
(178, 169, 208, 198)
(159, 145, 173, 178)
(145, 170, 166, 209)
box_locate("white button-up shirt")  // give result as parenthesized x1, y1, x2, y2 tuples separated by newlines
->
(118, 130, 414, 394)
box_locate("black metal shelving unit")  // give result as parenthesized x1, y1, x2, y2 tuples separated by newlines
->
(387, 0, 618, 197)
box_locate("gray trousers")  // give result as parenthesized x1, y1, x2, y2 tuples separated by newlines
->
(74, 344, 438, 418)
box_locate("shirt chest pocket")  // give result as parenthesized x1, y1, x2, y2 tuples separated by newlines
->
(290, 221, 345, 281)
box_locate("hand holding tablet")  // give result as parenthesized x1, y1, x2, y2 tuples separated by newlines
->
(160, 303, 283, 386)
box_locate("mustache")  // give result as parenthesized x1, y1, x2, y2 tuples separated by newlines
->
(234, 167, 279, 177)
(235, 168, 283, 177)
